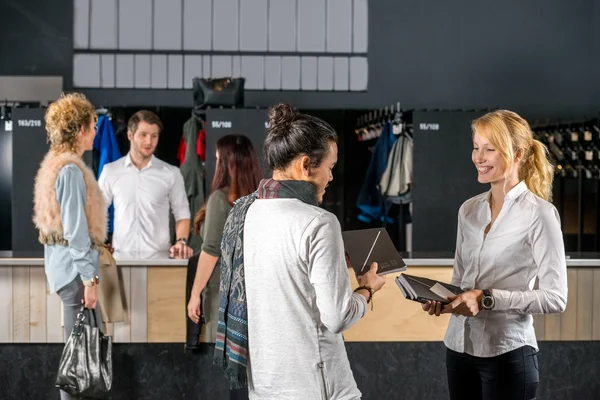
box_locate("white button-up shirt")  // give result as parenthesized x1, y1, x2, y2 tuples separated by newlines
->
(444, 181, 568, 357)
(98, 154, 191, 253)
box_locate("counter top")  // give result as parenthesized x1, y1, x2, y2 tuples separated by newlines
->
(2, 251, 600, 267)
(0, 251, 188, 266)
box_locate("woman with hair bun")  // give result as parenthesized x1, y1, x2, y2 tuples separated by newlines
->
(32, 92, 105, 400)
(214, 103, 385, 399)
(423, 110, 568, 400)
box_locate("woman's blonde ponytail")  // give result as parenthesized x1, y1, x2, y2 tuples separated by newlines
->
(520, 139, 554, 201)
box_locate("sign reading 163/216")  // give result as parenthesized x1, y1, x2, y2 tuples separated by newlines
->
(17, 119, 42, 127)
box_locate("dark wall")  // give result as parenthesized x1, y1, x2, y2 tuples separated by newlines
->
(368, 0, 595, 119)
(11, 108, 48, 252)
(1, 0, 597, 118)
(0, 0, 73, 86)
(594, 1, 600, 107)
(0, 120, 12, 250)
(412, 111, 488, 252)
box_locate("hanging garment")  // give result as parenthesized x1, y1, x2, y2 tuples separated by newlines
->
(180, 116, 206, 252)
(177, 138, 185, 166)
(356, 122, 397, 223)
(94, 115, 122, 177)
(93, 115, 122, 235)
(379, 130, 413, 250)
(177, 129, 206, 166)
(197, 130, 206, 162)
(379, 132, 413, 204)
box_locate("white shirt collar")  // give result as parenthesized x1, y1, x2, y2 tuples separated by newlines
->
(124, 153, 155, 170)
(481, 180, 528, 203)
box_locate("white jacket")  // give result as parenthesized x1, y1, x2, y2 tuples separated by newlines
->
(379, 134, 413, 202)
(243, 198, 367, 400)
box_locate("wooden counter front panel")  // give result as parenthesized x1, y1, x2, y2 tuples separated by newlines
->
(0, 265, 150, 344)
(1, 265, 600, 343)
(0, 266, 63, 343)
(147, 267, 186, 343)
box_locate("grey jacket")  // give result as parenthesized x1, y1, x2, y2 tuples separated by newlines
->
(180, 115, 205, 252)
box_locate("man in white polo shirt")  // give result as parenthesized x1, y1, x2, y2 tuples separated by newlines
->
(98, 110, 192, 257)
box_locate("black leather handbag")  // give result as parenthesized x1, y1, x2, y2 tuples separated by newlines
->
(193, 77, 245, 108)
(55, 307, 113, 398)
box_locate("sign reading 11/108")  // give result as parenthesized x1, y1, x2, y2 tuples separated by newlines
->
(211, 121, 232, 128)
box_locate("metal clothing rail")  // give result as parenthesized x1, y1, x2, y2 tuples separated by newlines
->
(354, 102, 409, 141)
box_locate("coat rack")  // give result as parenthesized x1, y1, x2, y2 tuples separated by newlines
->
(355, 102, 409, 141)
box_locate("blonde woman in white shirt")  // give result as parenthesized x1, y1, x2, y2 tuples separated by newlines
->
(423, 110, 568, 400)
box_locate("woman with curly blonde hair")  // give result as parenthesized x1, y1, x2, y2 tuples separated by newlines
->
(422, 110, 568, 400)
(32, 93, 106, 400)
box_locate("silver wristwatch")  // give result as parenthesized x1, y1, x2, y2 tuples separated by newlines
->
(481, 289, 495, 310)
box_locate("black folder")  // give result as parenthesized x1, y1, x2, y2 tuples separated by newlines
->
(395, 273, 463, 304)
(342, 227, 407, 277)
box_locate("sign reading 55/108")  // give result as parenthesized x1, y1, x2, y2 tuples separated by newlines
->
(211, 121, 232, 129)
(419, 123, 440, 131)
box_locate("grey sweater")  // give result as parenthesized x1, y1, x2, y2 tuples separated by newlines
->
(244, 198, 367, 400)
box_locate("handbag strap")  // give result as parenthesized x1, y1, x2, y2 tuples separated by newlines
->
(85, 307, 99, 328)
(73, 306, 87, 335)
(72, 305, 99, 335)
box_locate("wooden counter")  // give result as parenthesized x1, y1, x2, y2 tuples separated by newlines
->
(1, 254, 599, 343)
(0, 252, 187, 344)
(344, 266, 600, 342)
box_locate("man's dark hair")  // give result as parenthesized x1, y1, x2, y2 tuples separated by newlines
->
(264, 103, 337, 170)
(127, 110, 163, 134)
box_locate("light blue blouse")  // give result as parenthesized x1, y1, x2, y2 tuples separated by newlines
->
(43, 163, 99, 293)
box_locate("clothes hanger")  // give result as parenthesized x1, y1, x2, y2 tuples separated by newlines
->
(391, 102, 404, 135)
(0, 100, 10, 121)
(192, 107, 206, 121)
(96, 106, 112, 120)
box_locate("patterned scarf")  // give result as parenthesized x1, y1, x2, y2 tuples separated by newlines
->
(213, 178, 318, 389)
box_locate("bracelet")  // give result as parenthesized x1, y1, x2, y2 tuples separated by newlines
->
(354, 285, 374, 310)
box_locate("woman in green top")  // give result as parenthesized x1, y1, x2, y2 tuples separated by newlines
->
(187, 134, 262, 343)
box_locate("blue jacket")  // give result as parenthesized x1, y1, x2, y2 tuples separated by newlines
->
(356, 122, 397, 223)
(94, 115, 121, 233)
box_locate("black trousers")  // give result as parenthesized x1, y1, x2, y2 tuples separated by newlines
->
(185, 252, 203, 350)
(186, 253, 248, 400)
(446, 346, 540, 400)
(229, 387, 249, 400)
